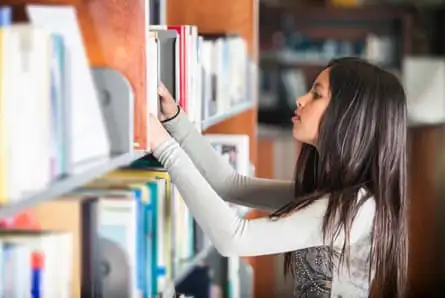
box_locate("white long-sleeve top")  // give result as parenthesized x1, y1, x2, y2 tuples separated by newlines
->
(152, 110, 375, 297)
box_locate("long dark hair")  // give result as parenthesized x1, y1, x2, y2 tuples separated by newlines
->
(271, 57, 408, 298)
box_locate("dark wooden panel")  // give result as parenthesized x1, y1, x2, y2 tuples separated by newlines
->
(407, 125, 445, 297)
(167, 0, 257, 59)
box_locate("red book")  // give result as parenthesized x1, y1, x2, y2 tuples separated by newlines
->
(168, 25, 188, 112)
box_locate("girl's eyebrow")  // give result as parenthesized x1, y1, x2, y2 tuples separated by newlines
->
(312, 82, 323, 91)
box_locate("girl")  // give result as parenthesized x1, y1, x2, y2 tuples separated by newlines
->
(148, 57, 408, 298)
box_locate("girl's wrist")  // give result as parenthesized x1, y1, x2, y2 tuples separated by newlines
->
(161, 105, 180, 123)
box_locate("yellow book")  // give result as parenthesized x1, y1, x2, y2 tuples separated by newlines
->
(106, 168, 171, 181)
(85, 179, 149, 204)
(105, 169, 172, 207)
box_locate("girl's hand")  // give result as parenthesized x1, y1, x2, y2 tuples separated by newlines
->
(149, 113, 171, 152)
(158, 83, 179, 122)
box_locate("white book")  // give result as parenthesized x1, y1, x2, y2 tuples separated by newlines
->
(215, 38, 227, 115)
(201, 41, 214, 119)
(147, 32, 159, 152)
(188, 26, 198, 123)
(0, 232, 72, 298)
(27, 5, 111, 173)
(403, 56, 445, 125)
(148, 32, 160, 117)
(232, 37, 248, 105)
(204, 134, 251, 214)
(39, 233, 73, 298)
(196, 36, 204, 123)
(12, 245, 32, 297)
(204, 134, 250, 176)
(98, 197, 138, 298)
(1, 25, 52, 201)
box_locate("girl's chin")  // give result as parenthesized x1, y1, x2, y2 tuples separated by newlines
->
(292, 127, 316, 146)
(292, 125, 302, 141)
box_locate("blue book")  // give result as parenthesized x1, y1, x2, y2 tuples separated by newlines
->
(0, 6, 11, 27)
(146, 180, 168, 296)
(49, 34, 67, 177)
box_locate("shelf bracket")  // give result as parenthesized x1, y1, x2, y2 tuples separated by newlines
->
(92, 67, 135, 155)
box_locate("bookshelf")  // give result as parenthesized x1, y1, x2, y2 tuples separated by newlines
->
(166, 0, 259, 166)
(166, 0, 260, 297)
(0, 0, 260, 297)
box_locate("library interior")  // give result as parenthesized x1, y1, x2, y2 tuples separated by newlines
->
(0, 0, 444, 297)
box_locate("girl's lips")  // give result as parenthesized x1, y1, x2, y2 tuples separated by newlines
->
(292, 112, 301, 122)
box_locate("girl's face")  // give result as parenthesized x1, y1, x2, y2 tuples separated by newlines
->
(292, 68, 331, 146)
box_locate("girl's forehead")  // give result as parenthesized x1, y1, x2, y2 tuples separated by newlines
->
(312, 68, 330, 90)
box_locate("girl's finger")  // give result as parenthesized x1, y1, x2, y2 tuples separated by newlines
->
(158, 82, 171, 98)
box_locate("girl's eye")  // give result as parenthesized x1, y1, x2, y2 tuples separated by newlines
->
(312, 91, 321, 99)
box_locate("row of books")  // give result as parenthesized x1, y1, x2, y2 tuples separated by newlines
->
(0, 5, 121, 204)
(148, 26, 255, 124)
(0, 228, 72, 298)
(0, 4, 256, 205)
(0, 133, 252, 297)
(0, 167, 191, 297)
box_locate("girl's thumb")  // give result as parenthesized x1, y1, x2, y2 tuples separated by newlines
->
(158, 82, 170, 99)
